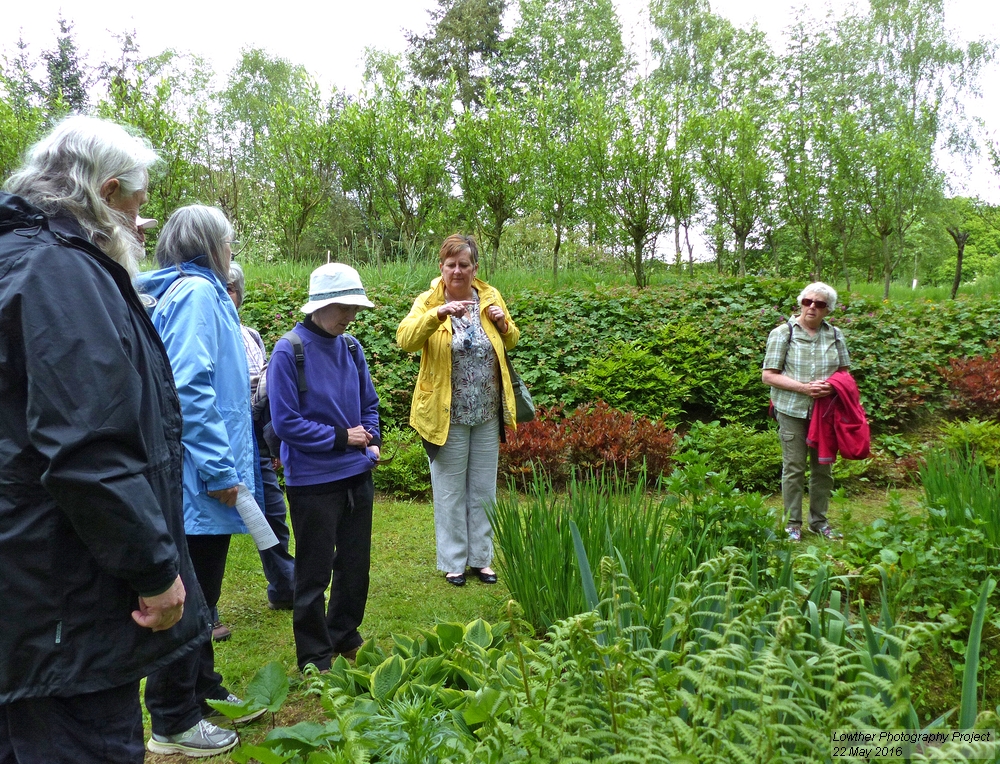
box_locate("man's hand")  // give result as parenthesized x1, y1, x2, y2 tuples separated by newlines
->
(132, 575, 186, 632)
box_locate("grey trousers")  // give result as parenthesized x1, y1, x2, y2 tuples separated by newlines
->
(776, 411, 832, 531)
(429, 417, 499, 574)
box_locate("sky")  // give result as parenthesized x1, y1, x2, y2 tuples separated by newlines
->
(2, 0, 999, 200)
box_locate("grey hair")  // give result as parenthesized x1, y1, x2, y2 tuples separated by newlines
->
(3, 115, 158, 278)
(797, 282, 838, 311)
(227, 261, 245, 308)
(155, 205, 234, 283)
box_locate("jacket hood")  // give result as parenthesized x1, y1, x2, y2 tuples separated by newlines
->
(136, 261, 224, 301)
(0, 192, 44, 226)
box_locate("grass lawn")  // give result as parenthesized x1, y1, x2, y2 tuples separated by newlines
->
(144, 484, 986, 762)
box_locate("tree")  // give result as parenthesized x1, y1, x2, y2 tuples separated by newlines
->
(42, 15, 89, 116)
(407, 0, 507, 110)
(218, 49, 336, 258)
(838, 0, 989, 297)
(694, 21, 777, 278)
(453, 84, 532, 270)
(504, 0, 627, 97)
(0, 37, 45, 181)
(582, 81, 675, 287)
(504, 0, 630, 278)
(335, 52, 453, 250)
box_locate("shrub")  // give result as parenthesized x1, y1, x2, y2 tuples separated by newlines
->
(575, 340, 688, 422)
(940, 344, 1000, 419)
(937, 418, 1000, 469)
(676, 420, 782, 492)
(499, 402, 676, 489)
(372, 427, 431, 498)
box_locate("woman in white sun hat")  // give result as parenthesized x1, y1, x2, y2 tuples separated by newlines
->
(267, 262, 381, 672)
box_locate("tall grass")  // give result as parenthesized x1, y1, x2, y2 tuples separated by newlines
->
(920, 448, 1000, 562)
(489, 463, 775, 635)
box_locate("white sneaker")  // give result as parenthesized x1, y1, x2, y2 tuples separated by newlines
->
(147, 719, 238, 757)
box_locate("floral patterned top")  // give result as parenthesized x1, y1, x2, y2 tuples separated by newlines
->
(450, 290, 501, 425)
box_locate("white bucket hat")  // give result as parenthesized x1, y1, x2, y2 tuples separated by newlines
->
(300, 263, 374, 314)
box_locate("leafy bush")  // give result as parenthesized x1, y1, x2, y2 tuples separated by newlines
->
(240, 270, 1000, 434)
(373, 427, 431, 498)
(940, 344, 1000, 419)
(676, 420, 782, 492)
(499, 402, 676, 489)
(937, 418, 1000, 469)
(576, 340, 688, 422)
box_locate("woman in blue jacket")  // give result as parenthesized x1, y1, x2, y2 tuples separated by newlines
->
(137, 205, 264, 755)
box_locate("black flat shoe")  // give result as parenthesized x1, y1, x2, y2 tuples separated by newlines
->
(445, 574, 466, 587)
(470, 567, 497, 584)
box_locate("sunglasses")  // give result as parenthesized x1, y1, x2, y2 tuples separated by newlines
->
(800, 298, 829, 310)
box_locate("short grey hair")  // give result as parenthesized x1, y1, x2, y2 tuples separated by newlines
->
(797, 282, 838, 311)
(4, 115, 158, 277)
(227, 261, 245, 308)
(155, 205, 234, 283)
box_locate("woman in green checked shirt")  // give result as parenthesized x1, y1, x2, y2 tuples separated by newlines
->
(761, 282, 850, 542)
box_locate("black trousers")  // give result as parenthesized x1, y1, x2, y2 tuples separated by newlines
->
(145, 534, 231, 736)
(0, 681, 143, 764)
(286, 471, 374, 671)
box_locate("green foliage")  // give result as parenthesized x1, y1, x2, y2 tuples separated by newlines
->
(236, 546, 1000, 763)
(937, 418, 1000, 469)
(234, 269, 1000, 442)
(920, 449, 1000, 564)
(834, 495, 998, 627)
(676, 420, 782, 491)
(373, 427, 431, 498)
(490, 463, 774, 634)
(577, 339, 688, 422)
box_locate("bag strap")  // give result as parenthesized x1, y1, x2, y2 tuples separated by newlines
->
(282, 331, 307, 394)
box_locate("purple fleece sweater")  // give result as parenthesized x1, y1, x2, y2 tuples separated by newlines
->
(267, 321, 381, 486)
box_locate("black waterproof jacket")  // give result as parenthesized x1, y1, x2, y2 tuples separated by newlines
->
(0, 192, 209, 702)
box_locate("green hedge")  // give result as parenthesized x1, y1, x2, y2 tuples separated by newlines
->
(241, 274, 1000, 433)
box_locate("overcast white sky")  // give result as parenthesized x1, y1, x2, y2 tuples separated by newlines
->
(2, 0, 998, 200)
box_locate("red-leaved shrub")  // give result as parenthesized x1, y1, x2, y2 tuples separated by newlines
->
(500, 401, 676, 489)
(940, 344, 1000, 418)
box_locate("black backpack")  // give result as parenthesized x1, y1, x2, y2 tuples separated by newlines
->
(252, 331, 361, 459)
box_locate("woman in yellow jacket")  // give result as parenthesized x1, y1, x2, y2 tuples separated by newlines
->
(397, 234, 520, 587)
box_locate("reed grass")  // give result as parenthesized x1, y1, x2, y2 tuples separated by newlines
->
(920, 448, 1000, 562)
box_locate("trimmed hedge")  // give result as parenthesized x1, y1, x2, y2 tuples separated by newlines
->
(241, 273, 1000, 433)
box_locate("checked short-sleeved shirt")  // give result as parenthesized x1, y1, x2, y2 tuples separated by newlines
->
(763, 320, 850, 419)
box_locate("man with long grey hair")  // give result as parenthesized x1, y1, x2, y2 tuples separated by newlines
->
(0, 116, 209, 762)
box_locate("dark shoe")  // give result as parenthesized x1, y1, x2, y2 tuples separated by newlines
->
(336, 645, 360, 662)
(267, 599, 294, 611)
(147, 719, 237, 756)
(470, 567, 497, 584)
(445, 573, 466, 587)
(211, 621, 231, 642)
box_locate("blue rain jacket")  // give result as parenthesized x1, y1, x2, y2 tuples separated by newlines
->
(137, 262, 254, 535)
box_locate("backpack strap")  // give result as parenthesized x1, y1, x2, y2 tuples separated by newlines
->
(282, 331, 307, 394)
(343, 333, 360, 368)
